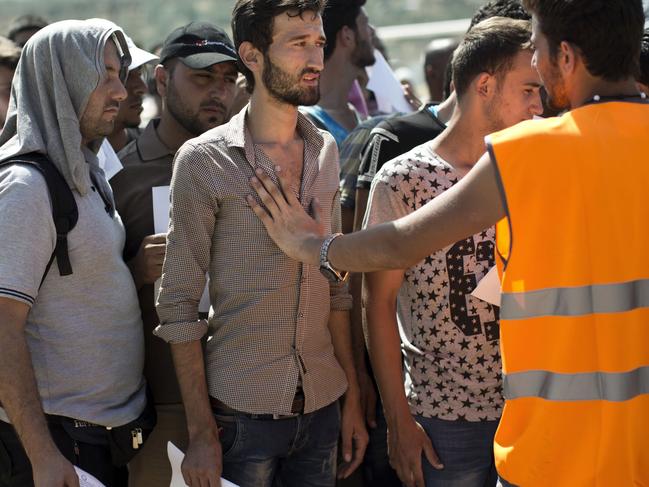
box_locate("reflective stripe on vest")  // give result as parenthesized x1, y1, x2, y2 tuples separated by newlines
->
(504, 365, 649, 401)
(500, 278, 649, 319)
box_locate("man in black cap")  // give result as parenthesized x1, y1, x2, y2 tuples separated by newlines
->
(109, 21, 238, 487)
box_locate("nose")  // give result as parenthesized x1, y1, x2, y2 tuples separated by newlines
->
(530, 91, 543, 117)
(308, 45, 324, 73)
(132, 74, 147, 97)
(113, 78, 128, 103)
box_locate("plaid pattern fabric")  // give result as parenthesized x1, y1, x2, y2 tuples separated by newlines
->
(155, 109, 351, 415)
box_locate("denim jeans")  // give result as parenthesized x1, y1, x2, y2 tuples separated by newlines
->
(215, 401, 340, 487)
(416, 415, 499, 487)
(362, 400, 401, 487)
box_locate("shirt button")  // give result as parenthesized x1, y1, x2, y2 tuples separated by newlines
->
(299, 312, 304, 318)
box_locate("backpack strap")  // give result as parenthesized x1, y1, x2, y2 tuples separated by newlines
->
(0, 153, 78, 287)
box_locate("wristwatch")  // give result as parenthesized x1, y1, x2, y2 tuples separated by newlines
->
(319, 233, 348, 282)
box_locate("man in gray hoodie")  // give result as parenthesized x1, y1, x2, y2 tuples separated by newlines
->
(0, 20, 148, 486)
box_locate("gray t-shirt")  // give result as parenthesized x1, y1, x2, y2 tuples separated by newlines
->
(363, 143, 503, 422)
(0, 163, 146, 427)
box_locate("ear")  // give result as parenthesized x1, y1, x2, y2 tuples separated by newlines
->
(339, 25, 355, 49)
(154, 64, 168, 98)
(557, 41, 577, 76)
(239, 41, 262, 76)
(475, 72, 496, 100)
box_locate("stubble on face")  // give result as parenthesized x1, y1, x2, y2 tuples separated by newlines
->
(262, 52, 320, 106)
(79, 40, 124, 143)
(165, 72, 230, 137)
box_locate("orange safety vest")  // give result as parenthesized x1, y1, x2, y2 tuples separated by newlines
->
(488, 100, 649, 486)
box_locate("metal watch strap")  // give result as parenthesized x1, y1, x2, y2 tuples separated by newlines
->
(320, 233, 343, 270)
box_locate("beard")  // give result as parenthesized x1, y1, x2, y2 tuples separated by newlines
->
(540, 60, 570, 111)
(262, 53, 320, 106)
(351, 37, 376, 69)
(166, 80, 227, 137)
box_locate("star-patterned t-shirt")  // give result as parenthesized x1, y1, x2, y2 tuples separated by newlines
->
(363, 143, 503, 421)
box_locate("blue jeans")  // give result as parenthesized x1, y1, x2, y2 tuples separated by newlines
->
(416, 415, 499, 487)
(363, 400, 401, 487)
(215, 401, 340, 487)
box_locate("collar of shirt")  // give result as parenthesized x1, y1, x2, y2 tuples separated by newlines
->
(223, 106, 328, 198)
(136, 119, 175, 163)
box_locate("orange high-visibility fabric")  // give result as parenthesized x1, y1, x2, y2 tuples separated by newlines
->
(487, 101, 649, 486)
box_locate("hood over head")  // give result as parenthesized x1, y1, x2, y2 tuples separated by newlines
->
(0, 19, 131, 195)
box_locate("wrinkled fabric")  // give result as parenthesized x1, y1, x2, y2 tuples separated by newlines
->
(0, 19, 130, 195)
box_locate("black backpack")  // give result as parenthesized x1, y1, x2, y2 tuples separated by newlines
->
(0, 153, 78, 287)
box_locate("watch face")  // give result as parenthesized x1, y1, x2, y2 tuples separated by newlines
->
(319, 266, 340, 282)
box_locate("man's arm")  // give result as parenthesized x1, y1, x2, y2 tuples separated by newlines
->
(327, 310, 369, 479)
(364, 272, 442, 487)
(0, 297, 79, 487)
(170, 341, 222, 487)
(248, 151, 504, 272)
(154, 144, 221, 487)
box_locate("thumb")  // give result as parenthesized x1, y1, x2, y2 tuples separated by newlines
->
(342, 425, 353, 463)
(422, 437, 443, 470)
(310, 197, 322, 224)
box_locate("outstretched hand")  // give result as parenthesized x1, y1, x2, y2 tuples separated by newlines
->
(247, 166, 326, 266)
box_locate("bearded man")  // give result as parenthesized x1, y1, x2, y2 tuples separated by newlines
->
(153, 2, 368, 486)
(301, 0, 376, 147)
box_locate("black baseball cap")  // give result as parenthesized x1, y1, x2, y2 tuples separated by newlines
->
(159, 21, 238, 69)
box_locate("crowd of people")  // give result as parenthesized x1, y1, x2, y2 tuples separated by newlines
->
(0, 1, 647, 487)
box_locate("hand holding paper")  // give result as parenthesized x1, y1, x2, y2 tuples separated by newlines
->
(168, 442, 239, 487)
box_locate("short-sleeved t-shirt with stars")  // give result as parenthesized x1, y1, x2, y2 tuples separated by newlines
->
(363, 142, 503, 422)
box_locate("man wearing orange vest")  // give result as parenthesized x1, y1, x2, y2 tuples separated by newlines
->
(247, 0, 649, 485)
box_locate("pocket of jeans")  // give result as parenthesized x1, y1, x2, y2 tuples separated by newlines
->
(213, 413, 240, 458)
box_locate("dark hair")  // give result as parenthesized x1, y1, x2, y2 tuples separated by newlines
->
(232, 0, 326, 92)
(523, 0, 645, 81)
(469, 0, 530, 30)
(322, 0, 366, 60)
(640, 29, 649, 86)
(452, 17, 532, 100)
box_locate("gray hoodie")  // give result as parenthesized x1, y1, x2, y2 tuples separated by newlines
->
(0, 19, 130, 196)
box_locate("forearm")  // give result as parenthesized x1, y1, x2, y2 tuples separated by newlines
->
(364, 290, 411, 423)
(329, 155, 505, 272)
(328, 310, 360, 397)
(0, 308, 57, 460)
(170, 341, 217, 438)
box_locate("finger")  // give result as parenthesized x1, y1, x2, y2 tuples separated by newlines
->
(341, 426, 353, 464)
(343, 435, 368, 478)
(246, 195, 274, 227)
(249, 176, 282, 218)
(208, 472, 221, 487)
(67, 470, 81, 487)
(411, 454, 425, 487)
(253, 168, 289, 211)
(273, 166, 301, 208)
(423, 438, 443, 470)
(310, 197, 322, 225)
(148, 233, 167, 243)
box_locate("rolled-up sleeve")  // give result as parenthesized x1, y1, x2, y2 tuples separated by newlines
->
(154, 143, 218, 343)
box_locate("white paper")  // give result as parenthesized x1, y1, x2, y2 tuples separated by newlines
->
(152, 186, 210, 313)
(98, 139, 124, 180)
(168, 442, 239, 487)
(366, 49, 414, 114)
(471, 266, 501, 307)
(74, 467, 105, 487)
